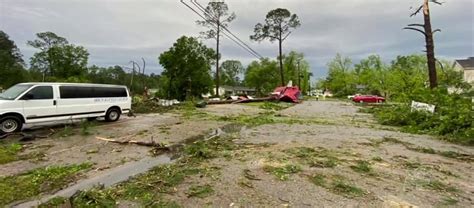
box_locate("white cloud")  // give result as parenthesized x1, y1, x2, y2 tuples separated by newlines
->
(0, 0, 472, 78)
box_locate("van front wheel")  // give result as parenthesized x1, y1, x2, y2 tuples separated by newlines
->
(0, 116, 23, 134)
(105, 108, 121, 122)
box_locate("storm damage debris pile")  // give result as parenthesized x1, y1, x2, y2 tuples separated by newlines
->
(271, 86, 302, 103)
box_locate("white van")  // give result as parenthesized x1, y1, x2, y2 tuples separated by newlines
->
(0, 83, 132, 134)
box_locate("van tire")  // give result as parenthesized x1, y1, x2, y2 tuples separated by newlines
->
(105, 108, 121, 122)
(0, 116, 23, 134)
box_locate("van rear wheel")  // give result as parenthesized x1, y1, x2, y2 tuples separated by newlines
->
(105, 108, 121, 122)
(0, 116, 23, 134)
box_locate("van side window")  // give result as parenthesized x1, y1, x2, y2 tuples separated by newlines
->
(23, 86, 53, 100)
(59, 86, 127, 99)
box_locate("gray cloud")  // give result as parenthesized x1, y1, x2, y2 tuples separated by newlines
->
(1, 0, 472, 80)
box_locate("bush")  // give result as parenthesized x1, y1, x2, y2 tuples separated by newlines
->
(371, 89, 473, 145)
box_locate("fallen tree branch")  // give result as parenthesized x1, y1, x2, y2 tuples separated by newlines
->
(95, 136, 168, 148)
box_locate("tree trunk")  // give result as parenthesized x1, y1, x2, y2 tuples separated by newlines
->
(279, 38, 284, 86)
(216, 21, 221, 97)
(423, 0, 438, 88)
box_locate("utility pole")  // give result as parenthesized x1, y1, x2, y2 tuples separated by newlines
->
(297, 60, 301, 88)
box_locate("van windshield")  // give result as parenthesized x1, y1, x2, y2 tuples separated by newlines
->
(0, 84, 33, 100)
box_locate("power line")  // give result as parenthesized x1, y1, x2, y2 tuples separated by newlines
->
(192, 0, 264, 58)
(184, 0, 262, 59)
(180, 0, 263, 59)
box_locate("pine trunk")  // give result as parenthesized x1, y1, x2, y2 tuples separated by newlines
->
(423, 0, 438, 88)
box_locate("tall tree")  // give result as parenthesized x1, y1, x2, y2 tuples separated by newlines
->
(28, 32, 89, 81)
(220, 60, 244, 86)
(404, 0, 442, 89)
(251, 8, 300, 86)
(244, 58, 280, 96)
(159, 36, 215, 100)
(196, 1, 236, 97)
(0, 31, 28, 88)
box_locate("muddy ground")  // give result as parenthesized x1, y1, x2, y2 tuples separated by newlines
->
(1, 100, 473, 207)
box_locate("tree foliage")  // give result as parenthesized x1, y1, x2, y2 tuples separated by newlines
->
(220, 60, 244, 87)
(0, 31, 28, 89)
(321, 54, 470, 100)
(251, 8, 301, 86)
(28, 32, 89, 81)
(244, 58, 279, 96)
(159, 36, 215, 100)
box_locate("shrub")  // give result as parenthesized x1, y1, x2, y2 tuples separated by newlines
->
(371, 89, 473, 145)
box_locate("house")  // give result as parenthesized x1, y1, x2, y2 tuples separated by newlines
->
(213, 85, 256, 96)
(454, 57, 474, 84)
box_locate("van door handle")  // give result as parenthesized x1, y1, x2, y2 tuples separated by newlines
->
(53, 100, 57, 106)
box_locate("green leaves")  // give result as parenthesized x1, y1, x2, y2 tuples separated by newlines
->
(158, 36, 215, 100)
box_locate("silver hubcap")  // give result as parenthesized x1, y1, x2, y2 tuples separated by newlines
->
(1, 119, 18, 133)
(109, 111, 118, 120)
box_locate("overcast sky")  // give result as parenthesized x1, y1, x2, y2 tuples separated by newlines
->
(1, 0, 473, 79)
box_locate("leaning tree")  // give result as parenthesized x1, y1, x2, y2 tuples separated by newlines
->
(251, 8, 300, 86)
(404, 0, 443, 89)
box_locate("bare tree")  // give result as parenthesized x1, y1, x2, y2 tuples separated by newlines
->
(196, 1, 236, 97)
(404, 0, 442, 89)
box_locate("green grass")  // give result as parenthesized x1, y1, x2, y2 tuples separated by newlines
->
(417, 180, 459, 193)
(263, 164, 302, 181)
(308, 174, 365, 198)
(372, 156, 383, 162)
(39, 196, 68, 208)
(332, 180, 365, 198)
(66, 134, 239, 206)
(438, 196, 459, 206)
(0, 163, 92, 206)
(80, 120, 97, 136)
(284, 147, 341, 168)
(350, 160, 372, 173)
(0, 143, 23, 164)
(186, 184, 214, 198)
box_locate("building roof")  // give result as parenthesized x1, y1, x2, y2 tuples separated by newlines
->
(455, 57, 474, 70)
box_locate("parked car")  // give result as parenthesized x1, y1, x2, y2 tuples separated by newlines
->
(347, 94, 361, 100)
(0, 83, 131, 134)
(352, 95, 385, 103)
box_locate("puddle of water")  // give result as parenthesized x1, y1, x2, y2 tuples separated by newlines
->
(12, 155, 172, 208)
(13, 124, 246, 207)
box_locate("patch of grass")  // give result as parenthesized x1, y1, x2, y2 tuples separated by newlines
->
(80, 120, 97, 136)
(309, 174, 326, 187)
(0, 163, 92, 206)
(438, 196, 458, 206)
(402, 161, 423, 169)
(350, 160, 372, 173)
(372, 156, 383, 162)
(263, 164, 302, 181)
(184, 137, 237, 161)
(0, 143, 22, 164)
(57, 125, 74, 137)
(284, 147, 341, 168)
(369, 137, 410, 147)
(259, 102, 293, 111)
(416, 180, 459, 193)
(186, 184, 214, 198)
(332, 180, 365, 198)
(70, 187, 118, 207)
(407, 146, 437, 154)
(136, 129, 149, 136)
(308, 174, 365, 198)
(39, 196, 68, 208)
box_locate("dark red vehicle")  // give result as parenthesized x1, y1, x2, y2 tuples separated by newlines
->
(352, 95, 385, 103)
